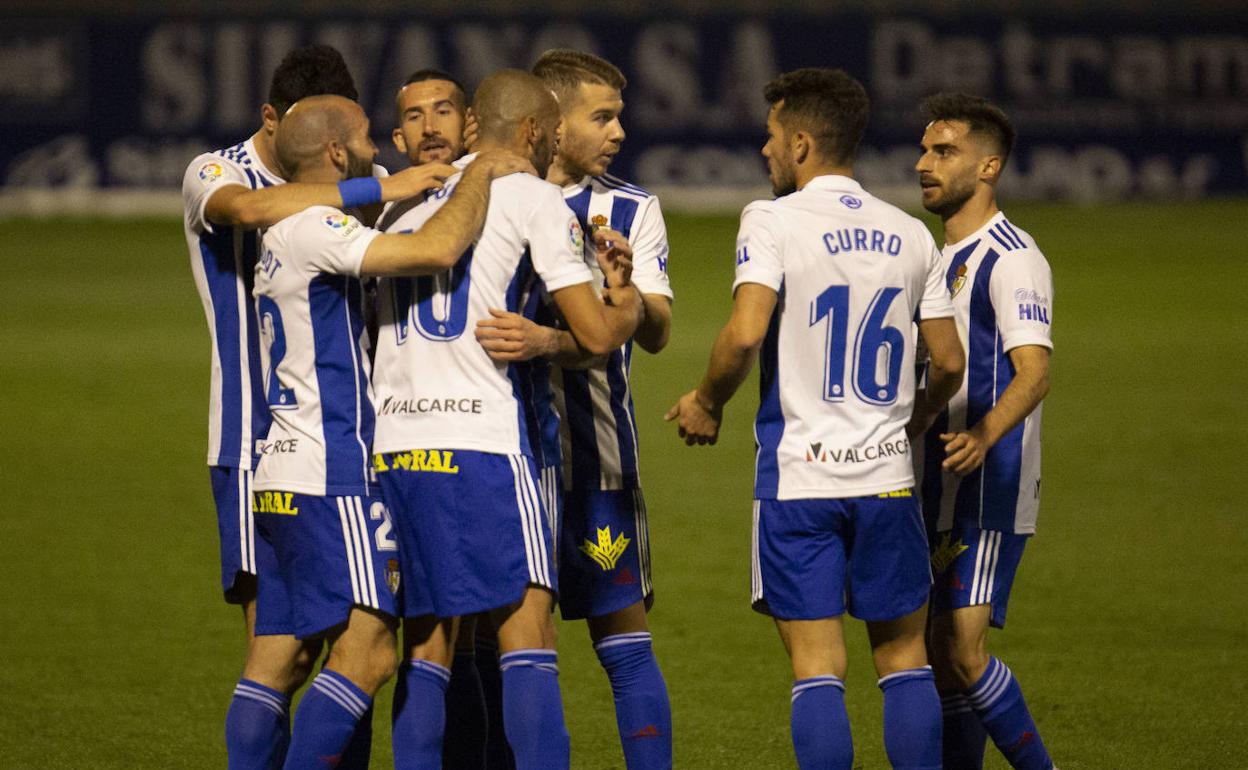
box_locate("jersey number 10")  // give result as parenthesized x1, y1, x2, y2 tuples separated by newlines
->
(809, 285, 904, 406)
(392, 249, 475, 343)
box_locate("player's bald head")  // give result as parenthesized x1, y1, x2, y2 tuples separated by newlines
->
(275, 94, 367, 177)
(473, 69, 560, 143)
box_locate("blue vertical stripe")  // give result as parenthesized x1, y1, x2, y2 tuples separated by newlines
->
(201, 231, 243, 465)
(560, 185, 601, 488)
(606, 194, 640, 484)
(241, 230, 268, 460)
(609, 196, 639, 238)
(504, 249, 536, 457)
(753, 286, 785, 499)
(952, 250, 1021, 527)
(308, 275, 373, 494)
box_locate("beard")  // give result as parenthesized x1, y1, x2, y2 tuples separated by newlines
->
(922, 177, 975, 218)
(346, 149, 374, 180)
(770, 164, 797, 197)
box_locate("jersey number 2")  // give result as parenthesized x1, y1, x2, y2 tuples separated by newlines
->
(258, 296, 297, 410)
(809, 285, 904, 405)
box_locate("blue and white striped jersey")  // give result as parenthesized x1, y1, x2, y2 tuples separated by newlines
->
(371, 156, 594, 458)
(917, 212, 1053, 535)
(183, 139, 283, 469)
(551, 174, 673, 491)
(252, 207, 380, 497)
(733, 175, 954, 500)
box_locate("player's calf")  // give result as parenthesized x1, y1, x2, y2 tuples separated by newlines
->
(492, 587, 570, 770)
(868, 606, 942, 770)
(588, 602, 672, 770)
(393, 615, 457, 770)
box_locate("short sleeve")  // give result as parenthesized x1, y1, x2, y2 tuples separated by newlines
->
(182, 153, 249, 234)
(992, 249, 1054, 352)
(628, 196, 673, 299)
(296, 208, 381, 278)
(916, 228, 955, 321)
(731, 201, 783, 293)
(527, 185, 594, 292)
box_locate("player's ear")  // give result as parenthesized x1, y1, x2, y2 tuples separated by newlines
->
(328, 141, 348, 175)
(392, 127, 408, 155)
(260, 104, 279, 135)
(980, 154, 1003, 183)
(792, 130, 810, 166)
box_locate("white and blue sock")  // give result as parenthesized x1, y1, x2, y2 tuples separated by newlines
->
(498, 649, 570, 770)
(443, 651, 488, 769)
(877, 666, 942, 770)
(283, 670, 372, 769)
(966, 657, 1053, 770)
(226, 679, 290, 770)
(941, 692, 988, 769)
(391, 660, 451, 770)
(790, 675, 852, 770)
(594, 632, 672, 770)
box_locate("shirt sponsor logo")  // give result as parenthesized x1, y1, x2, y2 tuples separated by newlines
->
(1014, 288, 1049, 305)
(377, 395, 484, 416)
(839, 194, 863, 209)
(255, 438, 299, 455)
(1017, 303, 1050, 324)
(252, 491, 299, 516)
(198, 162, 223, 184)
(805, 438, 910, 463)
(323, 213, 360, 237)
(930, 532, 969, 573)
(372, 449, 460, 474)
(579, 525, 631, 571)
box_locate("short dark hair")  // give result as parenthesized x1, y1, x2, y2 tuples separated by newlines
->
(763, 68, 869, 165)
(532, 49, 627, 106)
(403, 68, 467, 98)
(267, 45, 358, 117)
(921, 92, 1015, 165)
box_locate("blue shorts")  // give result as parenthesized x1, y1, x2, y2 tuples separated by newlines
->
(751, 490, 931, 622)
(928, 523, 1029, 629)
(558, 487, 654, 620)
(210, 466, 268, 603)
(252, 491, 400, 639)
(376, 450, 555, 619)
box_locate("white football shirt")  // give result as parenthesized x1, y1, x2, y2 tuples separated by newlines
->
(915, 212, 1053, 534)
(733, 175, 954, 500)
(371, 156, 594, 456)
(252, 207, 380, 497)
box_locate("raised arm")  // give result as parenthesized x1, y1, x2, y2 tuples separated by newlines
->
(359, 151, 534, 278)
(665, 282, 777, 445)
(205, 163, 456, 231)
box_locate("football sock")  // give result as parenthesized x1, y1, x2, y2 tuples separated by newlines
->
(475, 634, 515, 770)
(594, 632, 673, 770)
(940, 692, 988, 770)
(878, 666, 942, 770)
(790, 676, 853, 770)
(226, 678, 290, 770)
(283, 669, 372, 770)
(499, 649, 570, 770)
(967, 657, 1054, 770)
(392, 660, 451, 770)
(338, 705, 374, 770)
(443, 651, 488, 770)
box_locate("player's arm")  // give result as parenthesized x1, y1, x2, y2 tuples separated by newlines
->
(359, 151, 534, 277)
(204, 164, 455, 231)
(475, 310, 607, 368)
(941, 345, 1048, 474)
(548, 282, 643, 356)
(634, 293, 673, 354)
(665, 282, 777, 446)
(908, 317, 965, 438)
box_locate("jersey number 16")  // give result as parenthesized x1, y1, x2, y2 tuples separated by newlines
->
(809, 285, 904, 406)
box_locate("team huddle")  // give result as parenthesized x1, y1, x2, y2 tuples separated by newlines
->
(184, 44, 1055, 770)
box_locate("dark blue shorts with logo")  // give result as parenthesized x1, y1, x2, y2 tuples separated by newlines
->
(558, 486, 654, 620)
(928, 521, 1029, 629)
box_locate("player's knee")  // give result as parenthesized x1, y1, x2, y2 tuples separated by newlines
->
(941, 643, 989, 688)
(368, 641, 400, 686)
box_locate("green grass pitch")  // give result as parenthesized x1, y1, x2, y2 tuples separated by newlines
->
(0, 201, 1244, 768)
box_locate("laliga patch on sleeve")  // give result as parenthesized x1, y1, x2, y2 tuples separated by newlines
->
(198, 162, 224, 184)
(323, 213, 362, 237)
(569, 219, 585, 253)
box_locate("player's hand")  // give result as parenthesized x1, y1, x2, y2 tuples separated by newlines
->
(665, 389, 721, 446)
(940, 427, 989, 475)
(380, 163, 456, 200)
(592, 227, 634, 288)
(475, 308, 558, 362)
(468, 149, 537, 180)
(463, 108, 480, 152)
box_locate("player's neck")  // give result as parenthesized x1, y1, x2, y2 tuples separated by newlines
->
(795, 164, 853, 191)
(545, 156, 584, 188)
(942, 192, 1000, 245)
(250, 127, 282, 180)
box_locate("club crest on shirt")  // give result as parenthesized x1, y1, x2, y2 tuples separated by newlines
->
(198, 162, 224, 184)
(839, 194, 862, 209)
(591, 214, 608, 227)
(950, 264, 968, 298)
(580, 526, 630, 571)
(569, 219, 586, 253)
(323, 213, 360, 237)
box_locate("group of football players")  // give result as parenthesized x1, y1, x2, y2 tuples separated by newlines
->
(184, 41, 1055, 770)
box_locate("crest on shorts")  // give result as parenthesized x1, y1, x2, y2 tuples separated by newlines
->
(198, 162, 224, 184)
(385, 559, 401, 594)
(950, 264, 968, 298)
(930, 532, 968, 574)
(579, 526, 630, 571)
